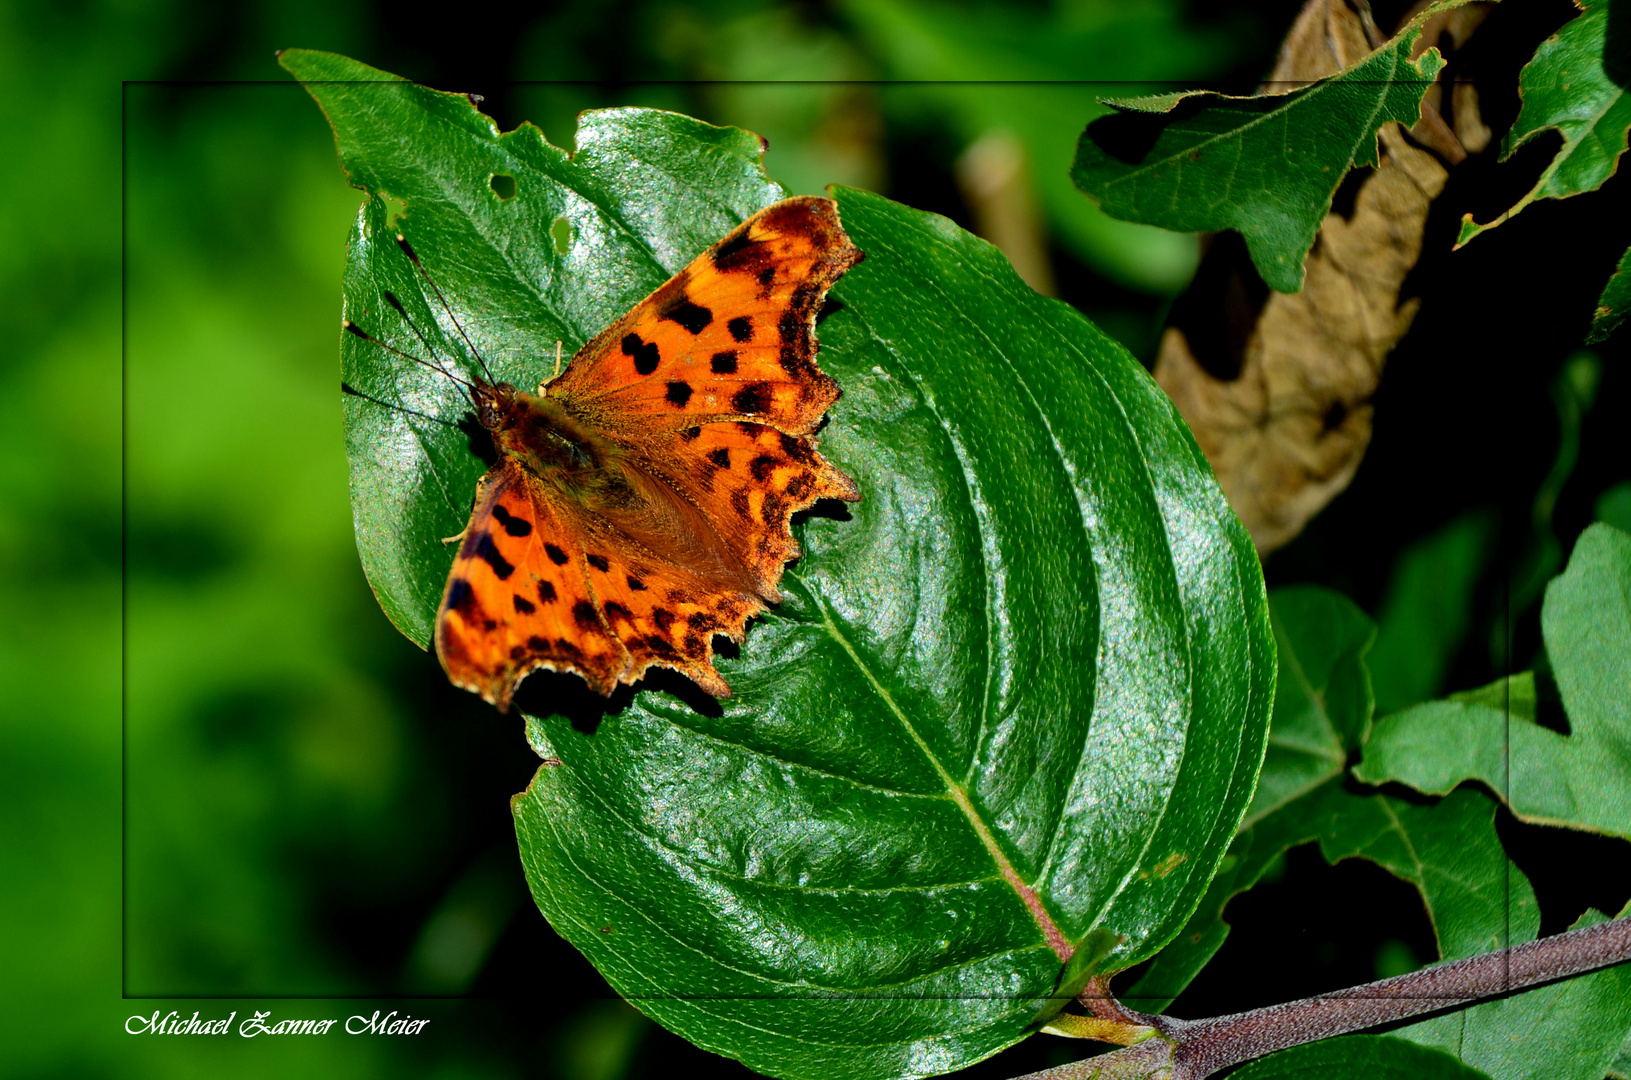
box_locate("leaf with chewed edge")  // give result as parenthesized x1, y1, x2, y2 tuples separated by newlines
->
(1069, 3, 1464, 292)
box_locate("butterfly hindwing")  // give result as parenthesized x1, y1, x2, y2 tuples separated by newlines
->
(435, 460, 629, 708)
(630, 421, 859, 600)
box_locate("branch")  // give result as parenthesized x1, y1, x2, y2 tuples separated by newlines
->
(1020, 913, 1631, 1080)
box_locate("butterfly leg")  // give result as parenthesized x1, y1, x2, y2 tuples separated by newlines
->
(539, 341, 563, 393)
(441, 527, 468, 545)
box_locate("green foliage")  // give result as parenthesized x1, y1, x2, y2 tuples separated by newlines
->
(1124, 585, 1531, 1011)
(1230, 1035, 1493, 1080)
(838, 0, 1228, 292)
(1456, 0, 1631, 246)
(1243, 587, 1374, 827)
(1367, 513, 1494, 716)
(287, 49, 1276, 1080)
(1357, 524, 1631, 839)
(1591, 244, 1631, 343)
(1128, 530, 1631, 1079)
(1068, 5, 1458, 292)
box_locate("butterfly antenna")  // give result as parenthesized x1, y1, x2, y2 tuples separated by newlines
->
(340, 381, 459, 428)
(343, 320, 476, 392)
(380, 289, 464, 386)
(395, 233, 498, 385)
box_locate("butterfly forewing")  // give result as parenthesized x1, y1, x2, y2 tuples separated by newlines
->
(549, 196, 861, 437)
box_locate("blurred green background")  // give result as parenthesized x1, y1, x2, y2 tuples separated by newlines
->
(7, 0, 1629, 1076)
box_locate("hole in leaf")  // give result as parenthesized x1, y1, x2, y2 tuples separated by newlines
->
(551, 216, 574, 256)
(381, 192, 408, 230)
(489, 173, 516, 200)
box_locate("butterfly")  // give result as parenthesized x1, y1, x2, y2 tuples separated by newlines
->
(346, 197, 863, 711)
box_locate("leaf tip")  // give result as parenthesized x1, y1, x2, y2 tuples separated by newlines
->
(1452, 213, 1483, 250)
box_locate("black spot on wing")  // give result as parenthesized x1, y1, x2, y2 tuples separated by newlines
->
(711, 229, 760, 271)
(466, 531, 516, 580)
(545, 543, 569, 565)
(622, 333, 660, 376)
(779, 432, 815, 463)
(732, 383, 772, 414)
(666, 381, 693, 406)
(710, 351, 739, 375)
(572, 601, 600, 628)
(491, 503, 532, 537)
(727, 317, 752, 343)
(749, 455, 780, 481)
(446, 577, 476, 613)
(708, 447, 731, 470)
(587, 553, 610, 572)
(538, 580, 557, 603)
(661, 298, 713, 334)
(652, 609, 676, 631)
(680, 426, 702, 442)
(513, 593, 536, 614)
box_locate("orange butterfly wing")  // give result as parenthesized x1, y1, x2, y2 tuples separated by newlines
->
(434, 196, 861, 709)
(548, 195, 861, 436)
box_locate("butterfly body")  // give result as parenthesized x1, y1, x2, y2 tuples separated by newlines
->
(421, 196, 863, 711)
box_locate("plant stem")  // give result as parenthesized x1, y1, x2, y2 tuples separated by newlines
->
(1019, 913, 1631, 1080)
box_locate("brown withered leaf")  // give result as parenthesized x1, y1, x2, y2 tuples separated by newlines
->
(1153, 0, 1491, 555)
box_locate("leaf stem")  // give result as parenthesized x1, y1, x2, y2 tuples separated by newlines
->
(1022, 913, 1631, 1080)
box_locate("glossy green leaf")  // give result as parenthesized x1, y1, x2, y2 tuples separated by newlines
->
(1398, 903, 1631, 1080)
(285, 49, 1275, 1080)
(1243, 587, 1375, 827)
(1068, 4, 1458, 292)
(1590, 244, 1631, 344)
(1229, 1035, 1492, 1080)
(1456, 0, 1631, 246)
(1357, 524, 1631, 839)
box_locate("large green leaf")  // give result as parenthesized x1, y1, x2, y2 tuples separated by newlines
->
(284, 50, 1275, 1080)
(1068, 5, 1457, 293)
(1591, 244, 1631, 344)
(1456, 0, 1631, 246)
(1230, 1035, 1492, 1080)
(1356, 524, 1631, 839)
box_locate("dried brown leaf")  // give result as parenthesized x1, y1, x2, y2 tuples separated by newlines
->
(1153, 0, 1491, 555)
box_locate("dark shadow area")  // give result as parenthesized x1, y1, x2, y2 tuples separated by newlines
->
(1499, 809, 1631, 936)
(1606, 0, 1630, 88)
(796, 496, 854, 525)
(1079, 107, 1173, 167)
(1164, 842, 1442, 1018)
(456, 411, 498, 469)
(1161, 230, 1268, 382)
